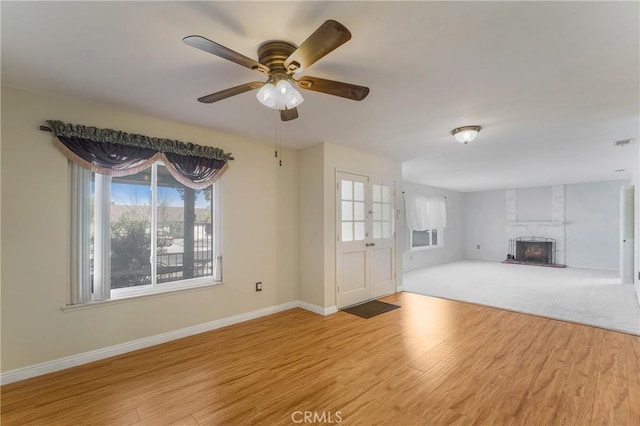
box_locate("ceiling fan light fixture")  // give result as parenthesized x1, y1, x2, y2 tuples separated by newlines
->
(256, 78, 304, 110)
(256, 83, 278, 109)
(452, 125, 482, 144)
(276, 79, 304, 108)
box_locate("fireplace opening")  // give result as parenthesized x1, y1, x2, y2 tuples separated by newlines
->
(504, 237, 565, 268)
(517, 241, 552, 264)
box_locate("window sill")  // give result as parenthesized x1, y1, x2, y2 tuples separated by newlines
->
(62, 281, 222, 312)
(410, 245, 444, 252)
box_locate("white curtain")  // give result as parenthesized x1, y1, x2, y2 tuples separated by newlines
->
(404, 194, 447, 231)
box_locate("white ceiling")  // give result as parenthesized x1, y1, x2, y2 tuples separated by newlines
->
(2, 1, 638, 191)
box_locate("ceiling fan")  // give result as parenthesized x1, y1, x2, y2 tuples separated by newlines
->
(184, 19, 370, 121)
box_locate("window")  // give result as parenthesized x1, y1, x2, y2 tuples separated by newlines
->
(410, 229, 443, 250)
(404, 193, 446, 251)
(75, 161, 221, 303)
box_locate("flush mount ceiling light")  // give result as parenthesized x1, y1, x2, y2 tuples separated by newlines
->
(451, 125, 482, 144)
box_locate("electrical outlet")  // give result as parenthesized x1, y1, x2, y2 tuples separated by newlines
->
(477, 245, 481, 250)
(255, 282, 262, 292)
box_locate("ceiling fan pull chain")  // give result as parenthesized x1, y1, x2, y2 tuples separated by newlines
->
(274, 111, 279, 159)
(278, 112, 283, 167)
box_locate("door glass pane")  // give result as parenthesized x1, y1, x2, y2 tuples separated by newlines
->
(372, 184, 381, 202)
(342, 201, 353, 221)
(342, 222, 353, 242)
(382, 204, 391, 221)
(371, 181, 394, 242)
(373, 222, 382, 239)
(341, 180, 353, 200)
(373, 203, 382, 221)
(383, 222, 392, 239)
(354, 181, 365, 201)
(382, 186, 391, 203)
(354, 222, 365, 241)
(354, 201, 365, 221)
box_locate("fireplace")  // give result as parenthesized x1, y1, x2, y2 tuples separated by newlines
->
(517, 240, 552, 264)
(504, 237, 565, 267)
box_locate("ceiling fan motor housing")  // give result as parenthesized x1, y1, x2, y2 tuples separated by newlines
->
(257, 41, 297, 74)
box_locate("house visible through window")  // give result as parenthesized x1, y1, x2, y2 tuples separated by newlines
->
(79, 160, 221, 301)
(410, 229, 442, 249)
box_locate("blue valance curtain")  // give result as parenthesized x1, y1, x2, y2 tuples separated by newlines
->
(48, 120, 232, 189)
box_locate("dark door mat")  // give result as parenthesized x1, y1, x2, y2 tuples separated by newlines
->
(342, 300, 400, 319)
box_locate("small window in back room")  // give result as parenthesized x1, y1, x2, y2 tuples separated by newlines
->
(405, 193, 446, 250)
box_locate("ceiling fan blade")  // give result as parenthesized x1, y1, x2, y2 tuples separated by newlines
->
(184, 35, 270, 74)
(280, 107, 299, 121)
(284, 20, 351, 73)
(197, 81, 264, 104)
(295, 76, 369, 101)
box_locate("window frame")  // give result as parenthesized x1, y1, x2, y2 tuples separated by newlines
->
(409, 228, 444, 251)
(74, 161, 222, 305)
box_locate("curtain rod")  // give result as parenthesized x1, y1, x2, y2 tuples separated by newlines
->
(401, 191, 447, 199)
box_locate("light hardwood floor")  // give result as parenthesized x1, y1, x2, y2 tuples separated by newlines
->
(2, 292, 639, 425)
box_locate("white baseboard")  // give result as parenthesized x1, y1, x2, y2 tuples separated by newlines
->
(463, 257, 504, 263)
(0, 300, 336, 386)
(564, 264, 619, 272)
(397, 285, 404, 292)
(324, 306, 338, 315)
(298, 301, 338, 316)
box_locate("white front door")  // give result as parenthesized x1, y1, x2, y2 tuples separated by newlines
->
(336, 172, 396, 308)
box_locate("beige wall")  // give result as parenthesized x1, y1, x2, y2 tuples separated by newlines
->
(0, 86, 299, 371)
(298, 144, 325, 307)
